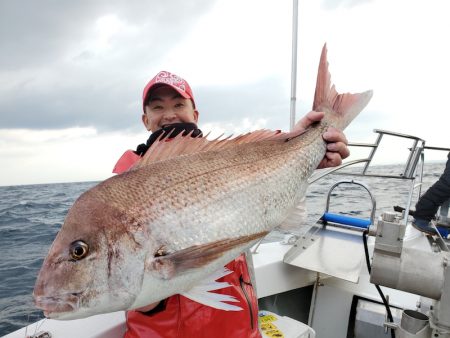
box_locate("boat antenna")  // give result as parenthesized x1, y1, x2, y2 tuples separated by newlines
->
(290, 0, 299, 131)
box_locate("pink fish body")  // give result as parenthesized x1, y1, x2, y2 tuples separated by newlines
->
(33, 45, 372, 320)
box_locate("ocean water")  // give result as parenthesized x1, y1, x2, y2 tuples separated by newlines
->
(0, 163, 446, 336)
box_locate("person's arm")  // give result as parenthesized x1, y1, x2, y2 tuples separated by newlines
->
(414, 153, 450, 221)
(294, 111, 350, 169)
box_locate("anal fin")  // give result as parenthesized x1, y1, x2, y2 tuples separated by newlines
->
(181, 267, 243, 311)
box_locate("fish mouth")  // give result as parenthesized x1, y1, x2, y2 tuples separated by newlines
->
(34, 292, 83, 318)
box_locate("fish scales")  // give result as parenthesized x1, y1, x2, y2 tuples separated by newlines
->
(93, 124, 325, 252)
(128, 126, 328, 308)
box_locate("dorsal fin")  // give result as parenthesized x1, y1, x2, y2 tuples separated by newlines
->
(131, 127, 304, 170)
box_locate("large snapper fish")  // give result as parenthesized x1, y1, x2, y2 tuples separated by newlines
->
(33, 45, 372, 320)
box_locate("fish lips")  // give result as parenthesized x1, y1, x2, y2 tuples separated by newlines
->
(34, 292, 83, 319)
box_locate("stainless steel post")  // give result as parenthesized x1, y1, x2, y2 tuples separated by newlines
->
(289, 0, 298, 131)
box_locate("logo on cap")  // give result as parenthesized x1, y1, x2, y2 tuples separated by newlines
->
(154, 71, 187, 92)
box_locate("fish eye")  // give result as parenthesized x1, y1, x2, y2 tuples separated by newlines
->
(70, 240, 89, 260)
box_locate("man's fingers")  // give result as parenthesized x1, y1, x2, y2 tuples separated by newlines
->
(323, 127, 348, 145)
(294, 111, 325, 132)
(317, 152, 343, 169)
(327, 142, 350, 160)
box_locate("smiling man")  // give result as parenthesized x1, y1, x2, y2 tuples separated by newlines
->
(143, 81, 198, 131)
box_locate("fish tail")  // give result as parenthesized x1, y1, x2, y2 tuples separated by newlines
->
(313, 44, 373, 130)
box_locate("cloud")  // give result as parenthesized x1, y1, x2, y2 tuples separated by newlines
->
(196, 77, 291, 129)
(0, 127, 148, 186)
(1, 0, 449, 186)
(0, 1, 215, 69)
(0, 0, 216, 131)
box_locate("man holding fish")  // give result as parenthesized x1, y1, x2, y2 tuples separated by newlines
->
(113, 70, 351, 337)
(33, 45, 372, 338)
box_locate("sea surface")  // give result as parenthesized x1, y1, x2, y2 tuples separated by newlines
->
(0, 162, 446, 336)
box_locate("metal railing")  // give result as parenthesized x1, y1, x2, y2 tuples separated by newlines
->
(310, 129, 449, 226)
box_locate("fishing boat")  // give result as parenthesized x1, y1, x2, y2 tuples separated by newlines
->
(3, 129, 449, 338)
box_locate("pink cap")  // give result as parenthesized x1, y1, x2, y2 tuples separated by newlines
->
(142, 71, 196, 111)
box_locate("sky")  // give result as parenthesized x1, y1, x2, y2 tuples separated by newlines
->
(0, 0, 449, 186)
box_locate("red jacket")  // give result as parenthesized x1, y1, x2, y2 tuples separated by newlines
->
(124, 255, 260, 338)
(114, 150, 261, 338)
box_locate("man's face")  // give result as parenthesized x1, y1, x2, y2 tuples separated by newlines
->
(142, 85, 198, 132)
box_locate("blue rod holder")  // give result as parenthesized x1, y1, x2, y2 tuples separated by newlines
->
(322, 212, 371, 229)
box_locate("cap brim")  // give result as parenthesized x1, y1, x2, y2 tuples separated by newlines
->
(145, 83, 191, 102)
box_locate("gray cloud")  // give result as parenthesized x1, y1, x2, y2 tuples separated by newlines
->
(0, 0, 320, 133)
(195, 78, 291, 128)
(0, 75, 295, 133)
(0, 0, 215, 69)
(0, 0, 216, 130)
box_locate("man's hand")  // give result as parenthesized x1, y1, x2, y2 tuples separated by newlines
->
(294, 111, 349, 169)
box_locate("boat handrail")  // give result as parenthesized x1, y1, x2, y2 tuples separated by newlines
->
(360, 129, 425, 178)
(308, 129, 433, 226)
(308, 159, 370, 184)
(424, 145, 450, 152)
(310, 129, 428, 182)
(372, 128, 424, 141)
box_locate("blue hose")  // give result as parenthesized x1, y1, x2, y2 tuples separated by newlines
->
(322, 212, 371, 229)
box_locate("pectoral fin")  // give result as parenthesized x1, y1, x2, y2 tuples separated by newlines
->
(146, 232, 267, 279)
